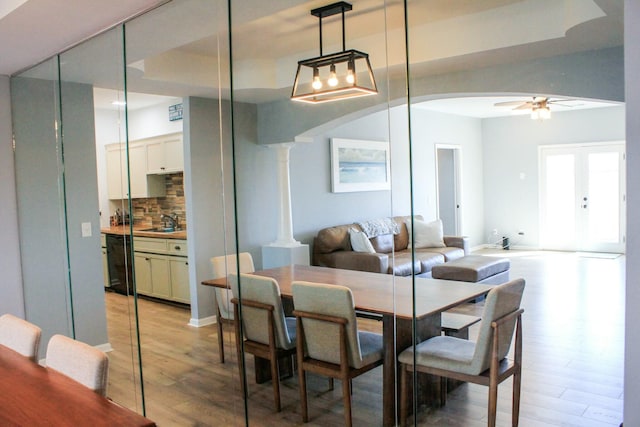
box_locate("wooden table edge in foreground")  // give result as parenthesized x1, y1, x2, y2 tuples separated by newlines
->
(0, 344, 155, 427)
(202, 264, 493, 427)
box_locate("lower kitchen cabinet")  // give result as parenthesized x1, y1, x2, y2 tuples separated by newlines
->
(133, 237, 189, 304)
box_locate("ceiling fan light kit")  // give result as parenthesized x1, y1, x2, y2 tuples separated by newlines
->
(291, 1, 378, 104)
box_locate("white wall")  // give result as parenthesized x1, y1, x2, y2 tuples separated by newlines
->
(0, 76, 25, 317)
(482, 106, 625, 248)
(624, 0, 640, 423)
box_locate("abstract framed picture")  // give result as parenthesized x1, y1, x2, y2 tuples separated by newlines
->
(330, 138, 390, 193)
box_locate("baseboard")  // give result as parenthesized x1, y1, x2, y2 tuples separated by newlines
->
(96, 343, 113, 353)
(189, 315, 216, 328)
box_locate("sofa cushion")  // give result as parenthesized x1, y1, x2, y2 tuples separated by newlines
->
(349, 228, 375, 253)
(371, 234, 394, 254)
(416, 246, 465, 262)
(407, 218, 445, 249)
(414, 252, 446, 273)
(388, 252, 421, 276)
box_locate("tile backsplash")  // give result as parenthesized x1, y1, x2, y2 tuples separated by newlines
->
(131, 172, 186, 229)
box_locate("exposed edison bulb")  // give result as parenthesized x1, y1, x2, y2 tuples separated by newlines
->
(346, 60, 355, 84)
(538, 106, 551, 120)
(328, 64, 338, 87)
(312, 68, 322, 90)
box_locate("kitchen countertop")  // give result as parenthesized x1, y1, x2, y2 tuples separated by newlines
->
(101, 225, 187, 240)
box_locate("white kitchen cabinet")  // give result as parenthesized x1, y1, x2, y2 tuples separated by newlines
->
(106, 145, 126, 199)
(168, 257, 190, 304)
(133, 236, 190, 304)
(105, 143, 165, 199)
(146, 134, 183, 174)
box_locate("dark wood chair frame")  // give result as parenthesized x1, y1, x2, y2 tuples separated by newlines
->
(215, 302, 234, 363)
(293, 309, 383, 427)
(232, 298, 296, 412)
(400, 308, 524, 427)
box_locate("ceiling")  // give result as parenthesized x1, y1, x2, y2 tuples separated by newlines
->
(0, 0, 624, 117)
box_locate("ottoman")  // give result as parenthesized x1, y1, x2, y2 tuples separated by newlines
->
(431, 255, 510, 285)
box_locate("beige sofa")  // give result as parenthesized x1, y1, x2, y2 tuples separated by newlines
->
(312, 215, 469, 276)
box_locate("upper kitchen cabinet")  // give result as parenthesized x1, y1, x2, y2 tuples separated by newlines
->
(106, 142, 165, 200)
(146, 133, 184, 174)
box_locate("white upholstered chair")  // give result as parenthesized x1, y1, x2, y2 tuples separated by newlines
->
(0, 313, 42, 361)
(229, 273, 296, 412)
(399, 278, 525, 427)
(46, 334, 110, 397)
(292, 281, 384, 427)
(210, 252, 255, 363)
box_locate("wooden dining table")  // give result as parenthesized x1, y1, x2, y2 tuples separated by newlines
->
(202, 264, 493, 427)
(0, 344, 155, 427)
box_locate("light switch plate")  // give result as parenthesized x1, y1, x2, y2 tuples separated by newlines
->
(81, 222, 92, 237)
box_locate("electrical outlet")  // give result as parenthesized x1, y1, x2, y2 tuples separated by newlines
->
(492, 229, 498, 236)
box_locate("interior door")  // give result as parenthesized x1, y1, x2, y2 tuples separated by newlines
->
(436, 146, 461, 236)
(540, 143, 625, 253)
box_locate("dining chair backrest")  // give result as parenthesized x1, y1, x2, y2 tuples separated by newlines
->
(210, 252, 255, 319)
(470, 278, 525, 374)
(292, 281, 365, 369)
(0, 314, 42, 361)
(46, 334, 110, 396)
(229, 273, 294, 350)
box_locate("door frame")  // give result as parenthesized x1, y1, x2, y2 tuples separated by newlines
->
(434, 144, 462, 236)
(538, 141, 626, 253)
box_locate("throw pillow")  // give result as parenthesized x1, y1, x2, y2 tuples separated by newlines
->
(349, 228, 376, 253)
(406, 218, 445, 249)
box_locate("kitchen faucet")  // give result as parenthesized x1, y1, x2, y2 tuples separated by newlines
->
(161, 213, 179, 230)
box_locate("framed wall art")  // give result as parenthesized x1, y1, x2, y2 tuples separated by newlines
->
(330, 138, 390, 193)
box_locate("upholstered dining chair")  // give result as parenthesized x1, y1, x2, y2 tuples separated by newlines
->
(229, 273, 296, 412)
(398, 278, 525, 427)
(210, 252, 255, 363)
(46, 334, 110, 397)
(0, 313, 42, 361)
(292, 281, 384, 427)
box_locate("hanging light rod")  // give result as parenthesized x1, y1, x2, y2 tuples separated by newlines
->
(291, 1, 378, 104)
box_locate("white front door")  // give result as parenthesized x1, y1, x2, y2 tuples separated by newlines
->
(540, 143, 625, 253)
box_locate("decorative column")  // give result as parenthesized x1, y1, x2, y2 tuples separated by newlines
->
(262, 143, 310, 268)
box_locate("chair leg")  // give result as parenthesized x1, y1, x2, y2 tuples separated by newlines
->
(440, 376, 447, 407)
(512, 369, 522, 426)
(342, 377, 353, 427)
(299, 370, 309, 422)
(488, 378, 498, 427)
(270, 355, 281, 412)
(400, 364, 409, 427)
(216, 316, 225, 364)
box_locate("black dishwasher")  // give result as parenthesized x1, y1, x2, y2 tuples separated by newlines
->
(106, 234, 133, 295)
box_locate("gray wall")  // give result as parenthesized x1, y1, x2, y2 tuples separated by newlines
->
(625, 0, 640, 423)
(184, 97, 260, 321)
(12, 75, 108, 351)
(0, 76, 24, 317)
(482, 106, 625, 248)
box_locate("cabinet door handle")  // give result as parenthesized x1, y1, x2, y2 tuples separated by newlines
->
(185, 262, 188, 266)
(174, 246, 181, 250)
(145, 257, 150, 261)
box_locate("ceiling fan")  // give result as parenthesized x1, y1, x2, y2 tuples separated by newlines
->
(494, 96, 577, 120)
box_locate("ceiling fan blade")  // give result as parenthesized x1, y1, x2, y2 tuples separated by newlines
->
(551, 102, 582, 108)
(494, 100, 526, 107)
(514, 103, 533, 110)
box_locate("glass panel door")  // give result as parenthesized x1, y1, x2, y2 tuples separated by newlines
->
(540, 143, 625, 252)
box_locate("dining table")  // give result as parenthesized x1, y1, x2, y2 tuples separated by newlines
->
(202, 264, 493, 427)
(0, 343, 155, 426)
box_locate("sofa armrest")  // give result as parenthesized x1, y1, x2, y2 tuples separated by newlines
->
(316, 251, 389, 274)
(444, 236, 469, 255)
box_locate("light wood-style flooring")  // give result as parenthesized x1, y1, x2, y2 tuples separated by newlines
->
(105, 249, 624, 426)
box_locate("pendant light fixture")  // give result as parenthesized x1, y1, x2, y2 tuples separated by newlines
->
(291, 1, 378, 104)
